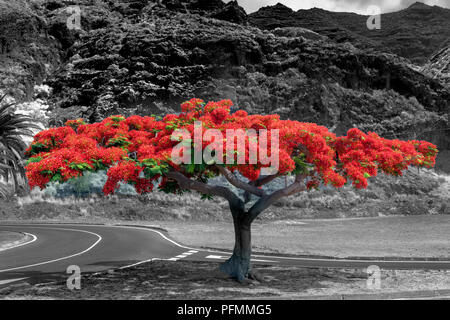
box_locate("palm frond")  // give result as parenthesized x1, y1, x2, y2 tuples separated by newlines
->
(0, 99, 40, 195)
(1, 122, 42, 132)
(2, 138, 27, 154)
(2, 129, 38, 138)
(3, 117, 42, 128)
(0, 163, 11, 170)
(0, 150, 19, 163)
(0, 102, 15, 116)
(0, 182, 13, 199)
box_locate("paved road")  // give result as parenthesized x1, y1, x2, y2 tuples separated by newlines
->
(1, 223, 450, 288)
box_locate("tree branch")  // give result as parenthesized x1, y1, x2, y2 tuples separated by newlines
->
(248, 174, 307, 221)
(243, 173, 281, 203)
(166, 171, 243, 208)
(215, 166, 266, 198)
(253, 173, 282, 187)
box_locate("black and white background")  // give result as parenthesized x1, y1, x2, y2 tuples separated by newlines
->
(0, 0, 449, 306)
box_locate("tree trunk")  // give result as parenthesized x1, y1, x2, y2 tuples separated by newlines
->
(219, 210, 253, 282)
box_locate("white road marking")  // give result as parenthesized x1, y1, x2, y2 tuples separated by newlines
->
(205, 255, 224, 260)
(120, 250, 200, 269)
(205, 255, 278, 263)
(2, 224, 450, 269)
(122, 225, 450, 265)
(0, 232, 37, 253)
(120, 258, 164, 269)
(167, 250, 199, 261)
(0, 277, 29, 286)
(0, 228, 102, 273)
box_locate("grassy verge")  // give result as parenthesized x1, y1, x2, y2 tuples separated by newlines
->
(2, 260, 450, 299)
(161, 215, 450, 258)
(0, 168, 448, 223)
(0, 231, 28, 251)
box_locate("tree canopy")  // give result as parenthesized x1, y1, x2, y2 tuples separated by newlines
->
(25, 98, 438, 197)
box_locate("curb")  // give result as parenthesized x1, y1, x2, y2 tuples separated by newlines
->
(295, 289, 450, 300)
(0, 232, 32, 252)
(114, 224, 169, 233)
(186, 246, 450, 263)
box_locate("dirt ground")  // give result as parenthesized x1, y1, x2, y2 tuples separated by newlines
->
(2, 260, 450, 300)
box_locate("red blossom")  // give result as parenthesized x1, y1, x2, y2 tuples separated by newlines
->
(25, 100, 438, 196)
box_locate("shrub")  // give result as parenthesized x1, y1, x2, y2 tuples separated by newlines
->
(43, 171, 138, 198)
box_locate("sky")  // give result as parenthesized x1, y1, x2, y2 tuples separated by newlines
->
(225, 0, 450, 14)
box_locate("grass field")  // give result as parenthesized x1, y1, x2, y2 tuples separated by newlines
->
(161, 215, 450, 258)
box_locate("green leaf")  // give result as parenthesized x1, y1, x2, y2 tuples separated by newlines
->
(186, 163, 196, 174)
(51, 173, 62, 182)
(200, 193, 213, 201)
(27, 156, 42, 165)
(149, 167, 161, 175)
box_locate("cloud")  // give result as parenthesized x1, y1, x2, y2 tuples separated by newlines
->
(228, 0, 450, 14)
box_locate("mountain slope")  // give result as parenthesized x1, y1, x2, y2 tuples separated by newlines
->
(249, 2, 450, 65)
(0, 0, 60, 99)
(1, 0, 449, 171)
(423, 45, 450, 87)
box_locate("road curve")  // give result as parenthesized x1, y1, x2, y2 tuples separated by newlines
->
(1, 223, 450, 287)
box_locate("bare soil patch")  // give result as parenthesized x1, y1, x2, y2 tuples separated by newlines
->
(2, 260, 450, 300)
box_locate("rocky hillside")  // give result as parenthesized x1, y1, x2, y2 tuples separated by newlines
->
(249, 2, 450, 65)
(0, 0, 60, 100)
(1, 0, 449, 171)
(423, 45, 450, 87)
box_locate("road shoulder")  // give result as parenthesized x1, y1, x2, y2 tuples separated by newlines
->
(0, 231, 32, 252)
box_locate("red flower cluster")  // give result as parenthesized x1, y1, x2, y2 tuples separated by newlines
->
(334, 128, 437, 188)
(102, 161, 153, 195)
(25, 98, 438, 195)
(65, 119, 86, 130)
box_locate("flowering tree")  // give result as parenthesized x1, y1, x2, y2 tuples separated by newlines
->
(25, 99, 438, 282)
